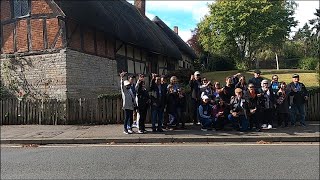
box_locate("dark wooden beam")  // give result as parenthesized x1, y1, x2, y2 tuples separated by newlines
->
(0, 6, 2, 54)
(94, 30, 97, 55)
(1, 14, 57, 25)
(58, 18, 67, 48)
(51, 20, 62, 49)
(13, 21, 17, 52)
(115, 41, 124, 53)
(27, 18, 32, 51)
(133, 47, 136, 74)
(80, 26, 84, 51)
(43, 17, 48, 49)
(125, 44, 127, 58)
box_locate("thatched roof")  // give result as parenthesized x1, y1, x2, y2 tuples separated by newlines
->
(153, 16, 197, 59)
(55, 0, 182, 59)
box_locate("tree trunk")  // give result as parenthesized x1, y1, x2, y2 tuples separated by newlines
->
(275, 52, 279, 70)
(255, 57, 259, 69)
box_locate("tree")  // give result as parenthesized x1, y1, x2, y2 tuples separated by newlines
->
(198, 0, 297, 69)
(187, 27, 236, 71)
(309, 8, 320, 37)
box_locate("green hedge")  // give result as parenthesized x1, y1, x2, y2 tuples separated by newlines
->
(298, 57, 319, 70)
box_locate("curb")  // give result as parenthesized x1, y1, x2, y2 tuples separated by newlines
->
(1, 136, 319, 145)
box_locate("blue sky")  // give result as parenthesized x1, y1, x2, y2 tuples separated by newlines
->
(128, 1, 319, 42)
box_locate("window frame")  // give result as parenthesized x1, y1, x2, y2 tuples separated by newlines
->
(11, 0, 31, 19)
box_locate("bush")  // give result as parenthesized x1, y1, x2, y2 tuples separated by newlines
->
(298, 57, 318, 70)
(0, 84, 12, 99)
(235, 60, 250, 71)
(207, 55, 235, 71)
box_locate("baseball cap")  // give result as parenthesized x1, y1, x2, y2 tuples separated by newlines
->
(292, 74, 299, 78)
(194, 71, 201, 76)
(202, 95, 209, 100)
(261, 79, 269, 84)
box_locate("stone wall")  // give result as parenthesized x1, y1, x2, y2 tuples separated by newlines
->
(65, 49, 118, 99)
(0, 50, 67, 99)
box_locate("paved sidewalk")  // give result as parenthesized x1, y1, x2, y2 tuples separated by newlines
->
(1, 122, 319, 144)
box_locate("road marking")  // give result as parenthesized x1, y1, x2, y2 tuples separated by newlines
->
(1, 143, 319, 148)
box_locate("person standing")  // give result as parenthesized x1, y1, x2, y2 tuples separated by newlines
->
(120, 72, 136, 134)
(190, 71, 202, 125)
(177, 87, 187, 129)
(167, 76, 180, 92)
(150, 74, 166, 132)
(276, 82, 290, 127)
(136, 74, 150, 133)
(166, 84, 178, 127)
(258, 80, 275, 129)
(287, 74, 308, 127)
(128, 75, 139, 129)
(235, 75, 248, 92)
(220, 76, 235, 104)
(248, 69, 263, 91)
(269, 75, 280, 95)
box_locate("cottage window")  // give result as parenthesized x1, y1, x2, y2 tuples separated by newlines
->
(13, 0, 30, 18)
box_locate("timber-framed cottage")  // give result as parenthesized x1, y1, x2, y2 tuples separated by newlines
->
(0, 0, 196, 100)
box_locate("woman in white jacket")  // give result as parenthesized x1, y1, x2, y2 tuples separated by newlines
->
(120, 72, 136, 134)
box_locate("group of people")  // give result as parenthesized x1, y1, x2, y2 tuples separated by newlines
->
(120, 69, 308, 134)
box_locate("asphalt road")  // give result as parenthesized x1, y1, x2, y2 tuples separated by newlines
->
(1, 144, 319, 179)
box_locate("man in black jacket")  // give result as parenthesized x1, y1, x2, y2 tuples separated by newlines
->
(189, 71, 202, 125)
(150, 74, 167, 132)
(248, 69, 263, 91)
(287, 74, 308, 127)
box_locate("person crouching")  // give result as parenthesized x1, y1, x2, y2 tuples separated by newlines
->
(198, 95, 213, 131)
(228, 88, 249, 132)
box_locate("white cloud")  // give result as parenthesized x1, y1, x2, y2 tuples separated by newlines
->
(146, 1, 212, 21)
(290, 1, 319, 36)
(178, 29, 193, 42)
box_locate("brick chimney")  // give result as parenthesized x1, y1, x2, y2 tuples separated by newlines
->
(134, 0, 146, 17)
(174, 26, 178, 34)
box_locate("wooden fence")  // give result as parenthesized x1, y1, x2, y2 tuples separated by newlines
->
(1, 92, 319, 125)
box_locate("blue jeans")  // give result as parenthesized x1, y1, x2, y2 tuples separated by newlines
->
(124, 109, 133, 131)
(151, 106, 164, 130)
(199, 117, 213, 129)
(290, 104, 306, 125)
(228, 114, 249, 131)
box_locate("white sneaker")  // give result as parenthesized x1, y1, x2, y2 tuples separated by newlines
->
(201, 128, 207, 131)
(137, 130, 144, 134)
(267, 124, 272, 129)
(132, 122, 137, 128)
(128, 129, 133, 134)
(261, 124, 267, 128)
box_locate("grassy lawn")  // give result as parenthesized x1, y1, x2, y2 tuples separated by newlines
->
(203, 69, 319, 89)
